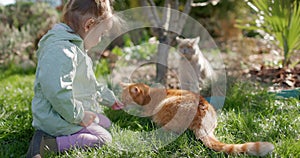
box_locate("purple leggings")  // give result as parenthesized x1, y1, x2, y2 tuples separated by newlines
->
(56, 114, 112, 152)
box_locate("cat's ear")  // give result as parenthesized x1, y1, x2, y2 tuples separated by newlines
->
(130, 86, 140, 94)
(120, 82, 132, 88)
(192, 36, 200, 45)
(176, 36, 183, 43)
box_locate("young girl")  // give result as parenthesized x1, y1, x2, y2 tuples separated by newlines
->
(26, 0, 123, 157)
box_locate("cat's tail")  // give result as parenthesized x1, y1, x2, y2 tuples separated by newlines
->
(197, 134, 274, 156)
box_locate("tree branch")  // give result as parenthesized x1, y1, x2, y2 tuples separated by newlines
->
(140, 0, 161, 27)
(183, 0, 193, 14)
(174, 0, 179, 10)
(169, 0, 180, 33)
(171, 0, 192, 35)
(191, 0, 220, 7)
(147, 0, 162, 26)
(162, 0, 171, 31)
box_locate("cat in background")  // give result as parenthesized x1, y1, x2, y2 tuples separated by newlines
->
(176, 36, 216, 93)
(120, 82, 275, 156)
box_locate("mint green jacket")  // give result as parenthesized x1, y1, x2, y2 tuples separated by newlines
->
(32, 23, 116, 136)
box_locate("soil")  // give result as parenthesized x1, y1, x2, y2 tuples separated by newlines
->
(102, 37, 300, 92)
(219, 37, 300, 91)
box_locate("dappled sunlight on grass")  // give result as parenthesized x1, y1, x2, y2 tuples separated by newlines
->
(0, 69, 298, 157)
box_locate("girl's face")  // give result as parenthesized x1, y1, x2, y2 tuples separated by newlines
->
(83, 15, 113, 50)
(82, 0, 113, 50)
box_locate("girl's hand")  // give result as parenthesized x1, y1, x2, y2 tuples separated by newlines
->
(80, 111, 96, 127)
(111, 101, 124, 110)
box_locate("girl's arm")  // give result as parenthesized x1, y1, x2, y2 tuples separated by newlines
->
(96, 83, 117, 106)
(96, 83, 123, 109)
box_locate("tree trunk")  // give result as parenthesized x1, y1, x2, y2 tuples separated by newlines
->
(156, 37, 170, 84)
(142, 0, 216, 84)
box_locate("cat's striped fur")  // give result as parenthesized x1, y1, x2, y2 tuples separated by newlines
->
(176, 36, 216, 92)
(120, 83, 274, 156)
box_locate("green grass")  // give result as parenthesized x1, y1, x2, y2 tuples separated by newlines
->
(0, 68, 299, 158)
(0, 68, 35, 158)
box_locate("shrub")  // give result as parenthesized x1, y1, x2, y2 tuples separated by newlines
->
(0, 2, 59, 68)
(244, 0, 300, 68)
(0, 23, 33, 66)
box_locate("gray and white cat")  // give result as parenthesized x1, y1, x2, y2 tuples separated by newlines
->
(176, 36, 216, 92)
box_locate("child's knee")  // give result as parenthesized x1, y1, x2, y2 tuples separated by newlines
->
(101, 119, 111, 129)
(97, 114, 111, 129)
(99, 132, 112, 145)
(105, 133, 112, 143)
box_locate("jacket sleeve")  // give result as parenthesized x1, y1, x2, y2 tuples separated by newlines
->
(96, 83, 117, 107)
(38, 46, 84, 124)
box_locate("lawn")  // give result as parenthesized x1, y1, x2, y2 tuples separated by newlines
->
(0, 67, 299, 158)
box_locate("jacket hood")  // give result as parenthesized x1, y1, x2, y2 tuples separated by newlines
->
(38, 23, 84, 55)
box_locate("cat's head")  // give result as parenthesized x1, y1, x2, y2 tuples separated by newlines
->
(176, 36, 200, 60)
(120, 82, 151, 107)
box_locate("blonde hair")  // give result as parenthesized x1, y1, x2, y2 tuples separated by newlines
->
(62, 0, 114, 33)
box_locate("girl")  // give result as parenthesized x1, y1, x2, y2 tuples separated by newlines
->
(26, 0, 123, 157)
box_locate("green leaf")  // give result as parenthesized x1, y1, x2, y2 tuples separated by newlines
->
(245, 0, 300, 67)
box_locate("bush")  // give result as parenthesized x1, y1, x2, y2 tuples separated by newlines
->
(0, 2, 59, 68)
(243, 0, 300, 68)
(0, 23, 33, 66)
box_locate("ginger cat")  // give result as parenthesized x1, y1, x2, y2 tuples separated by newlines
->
(176, 36, 216, 92)
(120, 83, 274, 156)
